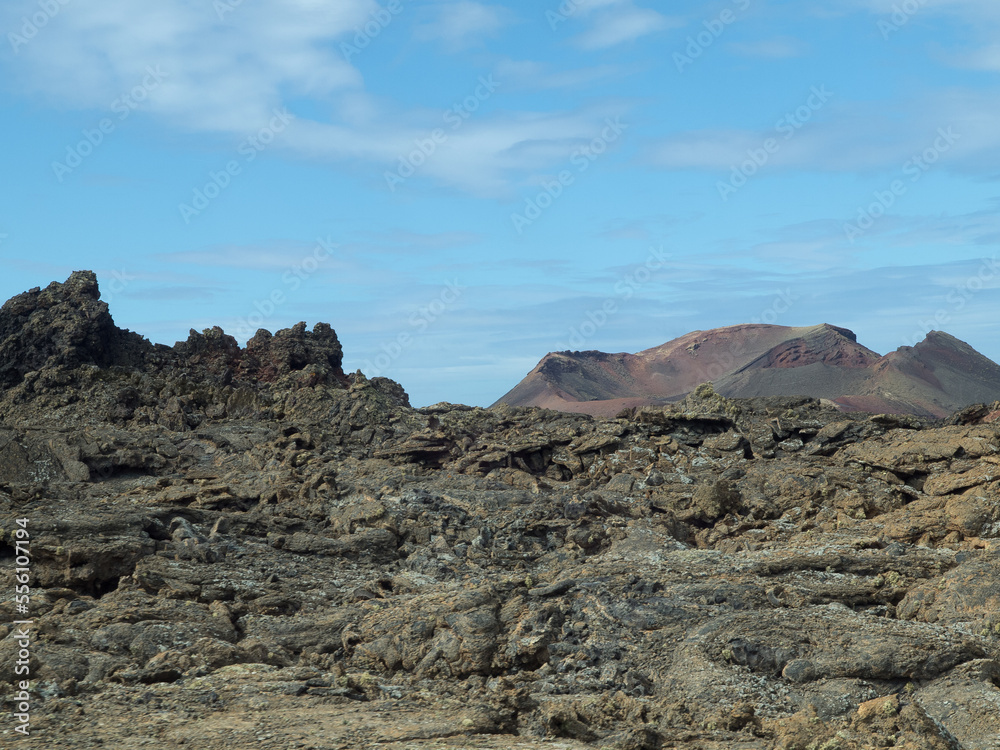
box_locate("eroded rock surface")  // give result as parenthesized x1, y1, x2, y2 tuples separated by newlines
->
(2, 273, 1000, 749)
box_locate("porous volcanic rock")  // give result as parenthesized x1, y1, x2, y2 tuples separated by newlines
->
(0, 270, 151, 387)
(1, 273, 1000, 749)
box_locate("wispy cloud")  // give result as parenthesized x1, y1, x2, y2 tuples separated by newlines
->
(846, 0, 1000, 19)
(0, 0, 371, 131)
(413, 1, 510, 50)
(648, 90, 1000, 175)
(946, 45, 1000, 72)
(283, 104, 633, 197)
(572, 3, 679, 49)
(0, 0, 626, 196)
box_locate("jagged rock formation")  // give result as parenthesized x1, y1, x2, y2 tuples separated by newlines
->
(1, 273, 1000, 749)
(0, 270, 151, 386)
(495, 323, 1000, 418)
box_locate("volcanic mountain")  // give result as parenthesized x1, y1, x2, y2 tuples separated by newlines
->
(493, 323, 1000, 418)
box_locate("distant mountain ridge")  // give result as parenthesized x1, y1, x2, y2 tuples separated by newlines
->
(493, 323, 1000, 418)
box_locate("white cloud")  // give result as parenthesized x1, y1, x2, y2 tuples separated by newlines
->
(572, 4, 678, 49)
(1, 0, 372, 132)
(412, 1, 509, 49)
(561, 0, 629, 15)
(285, 102, 632, 197)
(0, 0, 629, 196)
(848, 0, 1000, 18)
(947, 44, 1000, 72)
(648, 90, 1000, 175)
(809, 2, 1000, 75)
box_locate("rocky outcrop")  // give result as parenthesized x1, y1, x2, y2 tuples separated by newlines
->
(0, 273, 355, 430)
(165, 320, 349, 387)
(2, 274, 1000, 749)
(0, 270, 151, 387)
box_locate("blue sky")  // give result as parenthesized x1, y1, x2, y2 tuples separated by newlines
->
(2, 0, 999, 407)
